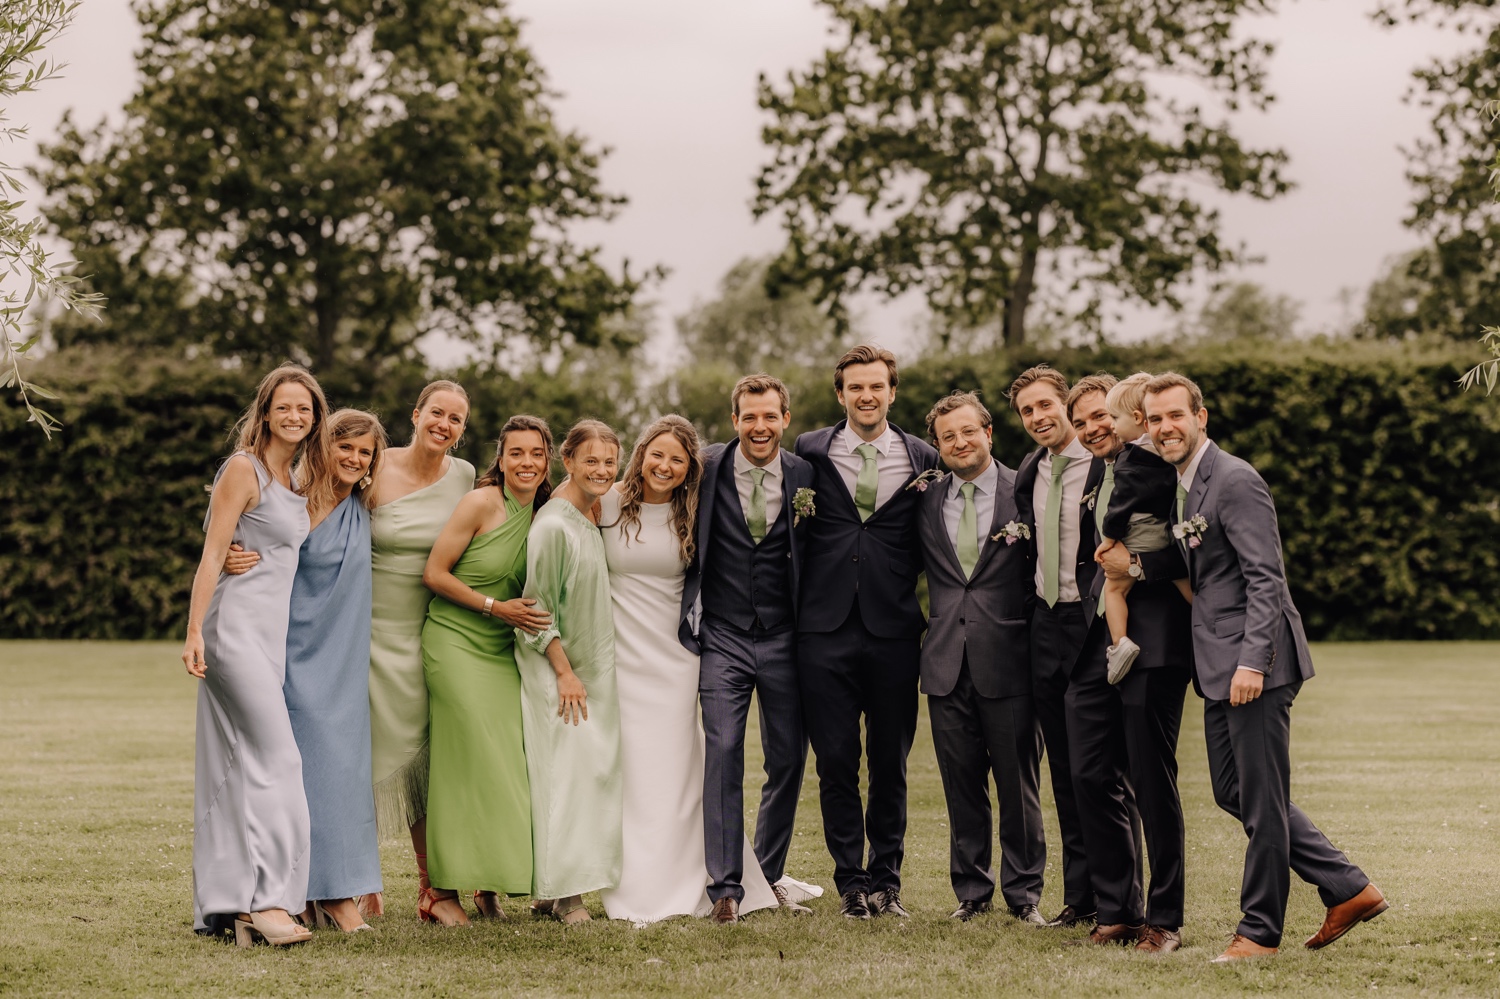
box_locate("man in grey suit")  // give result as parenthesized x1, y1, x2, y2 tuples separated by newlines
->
(1142, 372, 1387, 963)
(917, 391, 1047, 923)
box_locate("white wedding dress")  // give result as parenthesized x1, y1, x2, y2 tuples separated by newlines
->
(598, 491, 778, 923)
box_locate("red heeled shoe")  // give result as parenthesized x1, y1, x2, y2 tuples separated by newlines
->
(417, 886, 470, 927)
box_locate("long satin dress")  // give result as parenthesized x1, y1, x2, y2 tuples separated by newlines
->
(515, 497, 623, 900)
(284, 494, 382, 901)
(368, 456, 475, 834)
(193, 452, 311, 933)
(597, 492, 777, 923)
(422, 488, 534, 894)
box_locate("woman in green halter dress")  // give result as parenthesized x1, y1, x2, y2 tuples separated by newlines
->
(417, 416, 557, 925)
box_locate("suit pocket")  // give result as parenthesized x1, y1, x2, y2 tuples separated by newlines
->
(1212, 612, 1246, 638)
(889, 555, 912, 577)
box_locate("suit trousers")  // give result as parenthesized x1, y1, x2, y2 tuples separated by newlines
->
(1203, 683, 1369, 947)
(1028, 599, 1093, 908)
(699, 615, 807, 903)
(928, 657, 1046, 909)
(798, 600, 920, 896)
(1067, 637, 1187, 927)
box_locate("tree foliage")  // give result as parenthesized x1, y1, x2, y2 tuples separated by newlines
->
(1176, 281, 1300, 342)
(675, 255, 849, 371)
(36, 0, 640, 395)
(0, 0, 102, 437)
(754, 0, 1291, 347)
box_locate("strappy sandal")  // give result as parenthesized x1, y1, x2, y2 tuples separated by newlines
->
(233, 911, 313, 947)
(552, 895, 591, 925)
(417, 886, 471, 927)
(312, 900, 373, 933)
(529, 899, 555, 918)
(473, 891, 507, 920)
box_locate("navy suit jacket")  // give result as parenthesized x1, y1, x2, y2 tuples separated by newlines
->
(917, 463, 1034, 699)
(1014, 445, 1105, 613)
(1180, 441, 1315, 701)
(678, 441, 815, 654)
(792, 421, 940, 639)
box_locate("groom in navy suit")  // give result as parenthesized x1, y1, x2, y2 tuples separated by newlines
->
(682, 374, 817, 924)
(794, 345, 940, 920)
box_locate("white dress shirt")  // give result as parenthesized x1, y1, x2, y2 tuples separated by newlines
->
(732, 444, 783, 529)
(1176, 436, 1212, 496)
(1032, 436, 1092, 603)
(943, 458, 998, 558)
(830, 423, 912, 513)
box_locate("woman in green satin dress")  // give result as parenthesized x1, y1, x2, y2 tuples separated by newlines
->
(515, 419, 624, 925)
(417, 416, 556, 926)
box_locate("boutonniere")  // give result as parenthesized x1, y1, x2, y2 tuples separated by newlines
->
(992, 521, 1032, 546)
(1173, 514, 1208, 549)
(1083, 484, 1100, 511)
(792, 487, 817, 526)
(906, 469, 944, 492)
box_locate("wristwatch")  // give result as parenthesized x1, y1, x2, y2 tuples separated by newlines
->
(1127, 553, 1143, 579)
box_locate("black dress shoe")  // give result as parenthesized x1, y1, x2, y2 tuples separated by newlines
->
(951, 899, 991, 922)
(1045, 904, 1098, 928)
(1008, 903, 1046, 926)
(870, 888, 909, 918)
(839, 890, 872, 920)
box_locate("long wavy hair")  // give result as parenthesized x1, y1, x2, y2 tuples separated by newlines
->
(318, 409, 389, 512)
(606, 415, 702, 566)
(476, 414, 554, 513)
(231, 365, 335, 510)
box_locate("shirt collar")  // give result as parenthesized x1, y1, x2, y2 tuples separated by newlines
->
(948, 458, 996, 500)
(734, 443, 782, 479)
(842, 422, 897, 456)
(1043, 436, 1091, 466)
(1178, 437, 1212, 490)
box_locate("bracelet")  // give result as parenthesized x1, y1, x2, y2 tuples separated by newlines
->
(482, 596, 495, 617)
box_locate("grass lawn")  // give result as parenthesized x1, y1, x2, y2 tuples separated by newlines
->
(1, 640, 1497, 997)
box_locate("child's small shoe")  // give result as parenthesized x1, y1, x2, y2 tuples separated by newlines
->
(1106, 637, 1141, 685)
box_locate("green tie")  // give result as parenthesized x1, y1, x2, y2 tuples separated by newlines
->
(854, 443, 879, 521)
(957, 481, 979, 579)
(1042, 454, 1073, 607)
(747, 468, 768, 544)
(1176, 482, 1187, 522)
(1095, 463, 1115, 539)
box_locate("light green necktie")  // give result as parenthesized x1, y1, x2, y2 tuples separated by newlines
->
(1042, 454, 1073, 607)
(747, 467, 768, 544)
(1095, 463, 1115, 539)
(1176, 481, 1189, 552)
(957, 481, 979, 579)
(1095, 464, 1115, 617)
(854, 443, 879, 521)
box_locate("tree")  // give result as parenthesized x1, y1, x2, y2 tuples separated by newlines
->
(754, 0, 1290, 348)
(675, 255, 848, 371)
(36, 0, 640, 394)
(0, 0, 102, 437)
(1178, 281, 1301, 342)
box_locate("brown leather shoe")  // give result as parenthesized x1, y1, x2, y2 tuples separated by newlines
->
(1136, 926, 1182, 953)
(771, 883, 813, 915)
(1305, 883, 1388, 950)
(711, 897, 739, 925)
(1082, 922, 1144, 945)
(1212, 933, 1277, 963)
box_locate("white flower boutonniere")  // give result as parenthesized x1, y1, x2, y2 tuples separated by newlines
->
(905, 468, 944, 492)
(1083, 484, 1100, 511)
(992, 520, 1032, 546)
(792, 487, 817, 527)
(1173, 514, 1208, 549)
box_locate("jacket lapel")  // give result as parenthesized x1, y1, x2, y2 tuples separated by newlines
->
(925, 472, 964, 576)
(813, 422, 860, 518)
(1182, 441, 1218, 585)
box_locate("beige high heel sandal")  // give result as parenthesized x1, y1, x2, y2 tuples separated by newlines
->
(552, 896, 591, 925)
(312, 900, 373, 933)
(233, 911, 313, 947)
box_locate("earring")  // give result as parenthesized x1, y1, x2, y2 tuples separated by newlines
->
(360, 475, 373, 490)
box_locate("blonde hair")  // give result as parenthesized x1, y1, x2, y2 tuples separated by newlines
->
(606, 415, 703, 566)
(232, 365, 334, 510)
(1105, 372, 1154, 423)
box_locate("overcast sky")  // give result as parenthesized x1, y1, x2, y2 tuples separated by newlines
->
(9, 0, 1476, 356)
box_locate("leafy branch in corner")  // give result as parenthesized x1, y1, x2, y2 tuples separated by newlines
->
(0, 0, 104, 437)
(1460, 99, 1500, 395)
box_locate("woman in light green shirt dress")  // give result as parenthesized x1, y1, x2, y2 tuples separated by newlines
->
(515, 419, 624, 924)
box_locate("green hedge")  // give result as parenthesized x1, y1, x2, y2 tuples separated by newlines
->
(4, 339, 1497, 640)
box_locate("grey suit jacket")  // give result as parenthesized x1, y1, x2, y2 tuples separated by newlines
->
(1182, 441, 1314, 701)
(917, 462, 1033, 700)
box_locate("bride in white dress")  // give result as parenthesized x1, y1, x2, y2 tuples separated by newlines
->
(599, 415, 778, 924)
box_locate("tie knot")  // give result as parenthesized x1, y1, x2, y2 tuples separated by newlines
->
(1050, 454, 1072, 480)
(750, 467, 766, 485)
(856, 442, 878, 460)
(1104, 463, 1115, 483)
(960, 481, 975, 499)
(1176, 482, 1188, 501)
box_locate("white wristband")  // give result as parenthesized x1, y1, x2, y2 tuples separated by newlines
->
(482, 596, 495, 617)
